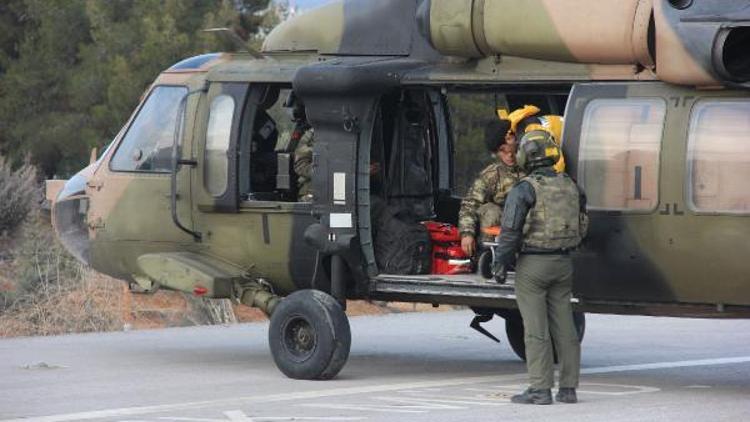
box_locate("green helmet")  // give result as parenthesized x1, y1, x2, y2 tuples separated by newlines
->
(516, 129, 560, 171)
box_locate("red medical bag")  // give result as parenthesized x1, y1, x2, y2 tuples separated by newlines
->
(422, 221, 473, 275)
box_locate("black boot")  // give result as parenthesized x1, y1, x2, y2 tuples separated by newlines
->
(510, 388, 553, 405)
(555, 387, 577, 404)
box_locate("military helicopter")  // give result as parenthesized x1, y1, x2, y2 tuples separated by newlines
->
(47, 0, 750, 380)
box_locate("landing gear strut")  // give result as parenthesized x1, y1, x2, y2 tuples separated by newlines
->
(268, 289, 351, 379)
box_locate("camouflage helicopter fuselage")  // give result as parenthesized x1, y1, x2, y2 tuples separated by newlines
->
(50, 0, 750, 324)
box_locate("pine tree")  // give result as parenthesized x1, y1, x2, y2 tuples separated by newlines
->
(0, 0, 273, 177)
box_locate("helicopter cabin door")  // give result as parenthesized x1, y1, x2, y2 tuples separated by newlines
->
(193, 82, 248, 214)
(563, 82, 675, 304)
(190, 83, 320, 293)
(563, 82, 712, 302)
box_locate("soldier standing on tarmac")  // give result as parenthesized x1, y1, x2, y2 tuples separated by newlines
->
(492, 130, 588, 405)
(458, 119, 523, 257)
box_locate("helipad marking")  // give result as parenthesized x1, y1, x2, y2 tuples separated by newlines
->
(576, 383, 660, 396)
(301, 403, 427, 414)
(300, 394, 510, 413)
(4, 355, 750, 422)
(484, 382, 660, 396)
(159, 411, 365, 422)
(377, 395, 506, 408)
(579, 357, 750, 375)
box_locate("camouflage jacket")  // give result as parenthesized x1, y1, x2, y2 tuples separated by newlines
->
(293, 128, 314, 200)
(458, 161, 524, 237)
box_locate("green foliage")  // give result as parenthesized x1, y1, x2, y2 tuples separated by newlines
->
(0, 156, 39, 235)
(0, 0, 27, 73)
(0, 0, 273, 178)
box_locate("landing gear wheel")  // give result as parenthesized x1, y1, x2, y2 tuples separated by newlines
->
(268, 289, 351, 380)
(504, 311, 586, 362)
(505, 312, 526, 361)
(477, 249, 494, 280)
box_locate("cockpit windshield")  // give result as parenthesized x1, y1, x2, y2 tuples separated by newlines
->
(109, 85, 187, 173)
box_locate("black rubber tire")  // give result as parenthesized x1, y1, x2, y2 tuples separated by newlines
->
(477, 249, 494, 280)
(504, 311, 586, 362)
(268, 289, 351, 380)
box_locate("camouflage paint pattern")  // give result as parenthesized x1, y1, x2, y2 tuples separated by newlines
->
(49, 0, 750, 317)
(563, 82, 750, 307)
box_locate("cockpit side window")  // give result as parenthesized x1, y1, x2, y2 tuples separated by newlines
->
(110, 86, 187, 173)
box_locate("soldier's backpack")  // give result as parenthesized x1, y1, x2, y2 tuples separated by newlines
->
(373, 205, 432, 275)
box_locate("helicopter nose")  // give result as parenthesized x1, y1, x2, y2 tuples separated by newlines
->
(51, 171, 91, 265)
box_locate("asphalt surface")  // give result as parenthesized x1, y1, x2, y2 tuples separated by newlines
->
(0, 310, 749, 422)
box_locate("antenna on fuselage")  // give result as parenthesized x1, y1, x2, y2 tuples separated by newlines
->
(203, 27, 264, 59)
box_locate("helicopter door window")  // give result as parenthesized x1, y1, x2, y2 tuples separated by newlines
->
(687, 100, 750, 214)
(110, 85, 187, 173)
(205, 95, 236, 196)
(242, 85, 310, 203)
(578, 98, 666, 212)
(445, 92, 499, 197)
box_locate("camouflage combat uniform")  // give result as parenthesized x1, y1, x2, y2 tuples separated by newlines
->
(293, 129, 314, 202)
(458, 161, 523, 242)
(494, 168, 588, 393)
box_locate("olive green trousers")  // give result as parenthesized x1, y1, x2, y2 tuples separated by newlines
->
(514, 254, 580, 389)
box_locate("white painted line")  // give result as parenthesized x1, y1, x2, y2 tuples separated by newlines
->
(161, 412, 365, 422)
(580, 356, 750, 375)
(486, 382, 661, 397)
(364, 397, 464, 411)
(398, 394, 509, 404)
(4, 355, 750, 422)
(576, 383, 661, 396)
(254, 418, 364, 421)
(162, 410, 255, 422)
(0, 375, 522, 422)
(463, 387, 503, 393)
(373, 396, 507, 407)
(300, 404, 426, 414)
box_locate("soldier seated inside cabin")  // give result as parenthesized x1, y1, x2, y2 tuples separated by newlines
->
(276, 92, 315, 202)
(458, 118, 524, 257)
(292, 118, 314, 202)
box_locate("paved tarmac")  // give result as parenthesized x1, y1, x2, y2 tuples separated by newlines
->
(0, 310, 749, 422)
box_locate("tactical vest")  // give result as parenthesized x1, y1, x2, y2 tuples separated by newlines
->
(522, 173, 583, 251)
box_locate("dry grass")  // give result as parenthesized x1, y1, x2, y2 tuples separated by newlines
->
(0, 156, 39, 236)
(0, 207, 125, 337)
(0, 271, 124, 337)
